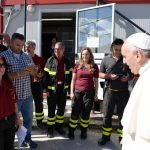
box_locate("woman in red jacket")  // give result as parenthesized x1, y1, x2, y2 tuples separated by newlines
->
(0, 56, 21, 150)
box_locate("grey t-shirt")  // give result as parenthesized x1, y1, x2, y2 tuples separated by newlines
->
(100, 55, 132, 90)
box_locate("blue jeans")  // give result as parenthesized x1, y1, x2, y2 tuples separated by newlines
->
(18, 96, 33, 142)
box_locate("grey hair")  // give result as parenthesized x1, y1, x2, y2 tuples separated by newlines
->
(55, 42, 65, 49)
(26, 41, 36, 49)
(127, 41, 150, 58)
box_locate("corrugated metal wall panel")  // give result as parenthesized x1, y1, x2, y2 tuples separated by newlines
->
(114, 4, 150, 40)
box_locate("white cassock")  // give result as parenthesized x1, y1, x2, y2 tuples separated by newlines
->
(121, 60, 150, 150)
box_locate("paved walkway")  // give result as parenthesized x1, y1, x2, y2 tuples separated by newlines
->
(33, 99, 119, 129)
(15, 128, 121, 150)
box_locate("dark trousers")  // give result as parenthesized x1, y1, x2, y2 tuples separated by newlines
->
(103, 88, 129, 129)
(0, 113, 16, 150)
(47, 84, 67, 120)
(71, 89, 95, 122)
(31, 82, 43, 114)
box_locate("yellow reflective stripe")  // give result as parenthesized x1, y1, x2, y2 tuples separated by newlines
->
(48, 86, 55, 90)
(69, 68, 73, 71)
(65, 71, 70, 74)
(47, 122, 55, 125)
(102, 131, 111, 136)
(80, 122, 89, 128)
(70, 118, 78, 123)
(49, 71, 56, 75)
(69, 123, 78, 128)
(44, 67, 49, 72)
(44, 67, 56, 75)
(80, 118, 89, 123)
(117, 133, 122, 137)
(117, 129, 122, 134)
(65, 68, 72, 74)
(56, 120, 64, 123)
(36, 116, 44, 120)
(102, 127, 112, 132)
(35, 112, 44, 116)
(56, 115, 64, 119)
(47, 117, 56, 121)
(64, 85, 69, 89)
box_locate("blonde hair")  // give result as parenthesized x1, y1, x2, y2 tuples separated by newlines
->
(78, 47, 95, 70)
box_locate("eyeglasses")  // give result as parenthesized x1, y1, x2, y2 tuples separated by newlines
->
(0, 63, 6, 68)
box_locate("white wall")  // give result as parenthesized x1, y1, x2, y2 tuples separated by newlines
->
(114, 4, 150, 40)
(3, 4, 94, 56)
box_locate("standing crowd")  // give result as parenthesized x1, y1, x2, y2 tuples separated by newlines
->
(0, 32, 150, 150)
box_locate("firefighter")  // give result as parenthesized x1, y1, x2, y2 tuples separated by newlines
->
(43, 42, 72, 138)
(26, 41, 46, 130)
(68, 47, 99, 140)
(98, 39, 133, 145)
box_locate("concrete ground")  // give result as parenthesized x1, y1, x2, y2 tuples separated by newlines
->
(15, 128, 121, 150)
(14, 99, 121, 150)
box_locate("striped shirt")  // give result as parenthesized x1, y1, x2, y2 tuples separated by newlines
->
(0, 49, 32, 99)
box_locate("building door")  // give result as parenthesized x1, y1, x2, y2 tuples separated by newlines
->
(41, 12, 76, 66)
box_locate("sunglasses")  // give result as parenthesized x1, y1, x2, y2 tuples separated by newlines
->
(0, 63, 6, 68)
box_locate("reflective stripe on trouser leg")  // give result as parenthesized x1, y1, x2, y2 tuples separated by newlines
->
(35, 112, 44, 121)
(47, 116, 56, 126)
(56, 115, 64, 124)
(117, 128, 122, 138)
(80, 118, 89, 128)
(69, 118, 78, 128)
(102, 127, 112, 136)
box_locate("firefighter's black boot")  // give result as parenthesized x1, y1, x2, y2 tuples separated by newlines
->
(68, 127, 75, 140)
(119, 137, 122, 144)
(55, 123, 66, 135)
(80, 127, 87, 140)
(47, 125, 54, 138)
(98, 135, 110, 146)
(37, 120, 46, 131)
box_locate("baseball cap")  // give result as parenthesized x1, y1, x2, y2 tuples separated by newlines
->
(127, 33, 150, 50)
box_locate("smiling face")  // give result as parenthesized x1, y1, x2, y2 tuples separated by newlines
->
(81, 49, 91, 63)
(112, 44, 122, 58)
(54, 43, 64, 59)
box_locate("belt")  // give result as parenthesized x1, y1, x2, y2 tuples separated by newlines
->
(57, 81, 63, 85)
(0, 113, 15, 122)
(109, 88, 120, 91)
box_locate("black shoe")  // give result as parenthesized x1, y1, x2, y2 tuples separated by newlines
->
(68, 129, 75, 139)
(98, 137, 110, 146)
(21, 141, 28, 147)
(55, 127, 66, 135)
(119, 137, 122, 144)
(80, 127, 87, 140)
(37, 121, 47, 131)
(29, 140, 38, 149)
(80, 132, 87, 140)
(47, 127, 54, 138)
